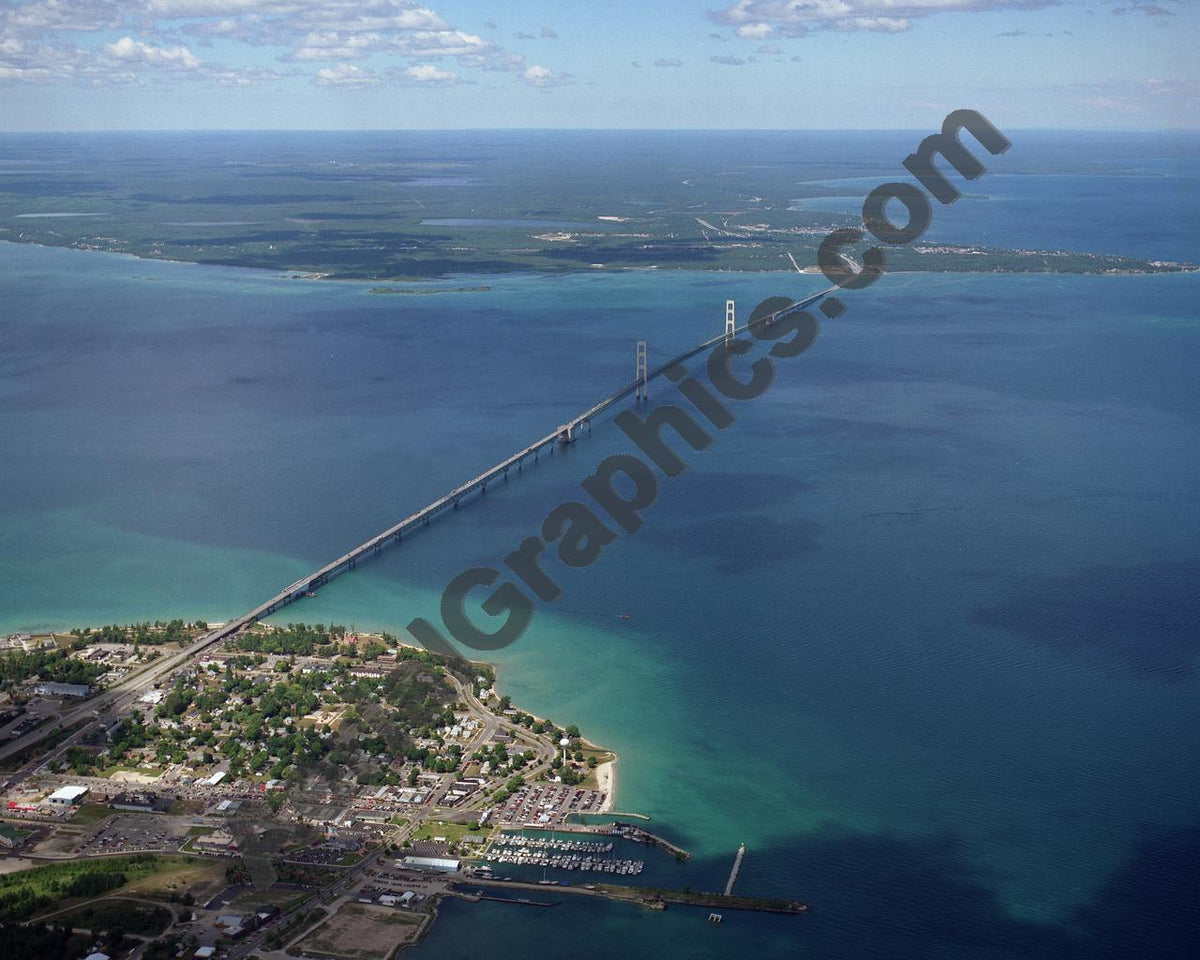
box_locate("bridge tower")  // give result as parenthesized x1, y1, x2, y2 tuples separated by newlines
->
(725, 299, 736, 340)
(635, 339, 648, 404)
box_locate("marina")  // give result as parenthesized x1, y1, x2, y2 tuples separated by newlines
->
(485, 834, 645, 876)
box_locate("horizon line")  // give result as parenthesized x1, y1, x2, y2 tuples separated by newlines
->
(3, 126, 1198, 135)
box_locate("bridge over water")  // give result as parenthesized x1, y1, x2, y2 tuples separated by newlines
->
(199, 286, 838, 649)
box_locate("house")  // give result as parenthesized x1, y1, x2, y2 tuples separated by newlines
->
(215, 914, 246, 938)
(0, 823, 28, 849)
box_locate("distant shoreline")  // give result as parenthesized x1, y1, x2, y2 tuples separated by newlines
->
(2, 236, 1195, 283)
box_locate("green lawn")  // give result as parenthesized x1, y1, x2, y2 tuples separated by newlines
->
(409, 820, 485, 844)
(100, 765, 162, 779)
(70, 803, 114, 825)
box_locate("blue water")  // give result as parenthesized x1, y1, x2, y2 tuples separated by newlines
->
(420, 218, 604, 228)
(2, 132, 1200, 959)
(792, 170, 1200, 262)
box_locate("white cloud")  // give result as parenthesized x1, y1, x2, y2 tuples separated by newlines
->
(711, 1, 1060, 36)
(105, 36, 201, 69)
(523, 63, 570, 87)
(406, 63, 456, 82)
(290, 30, 384, 61)
(314, 62, 379, 85)
(0, 28, 274, 86)
(828, 16, 911, 32)
(0, 1, 539, 86)
(399, 29, 489, 58)
(735, 22, 773, 38)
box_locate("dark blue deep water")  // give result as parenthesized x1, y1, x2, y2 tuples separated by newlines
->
(2, 132, 1199, 959)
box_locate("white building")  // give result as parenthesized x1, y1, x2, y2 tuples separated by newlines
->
(47, 785, 89, 806)
(400, 855, 460, 873)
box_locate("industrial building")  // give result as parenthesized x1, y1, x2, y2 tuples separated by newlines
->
(33, 682, 91, 698)
(46, 785, 89, 806)
(399, 855, 460, 873)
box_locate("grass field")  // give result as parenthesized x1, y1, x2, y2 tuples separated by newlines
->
(51, 897, 173, 936)
(166, 798, 206, 816)
(3, 854, 162, 923)
(229, 886, 311, 913)
(6, 854, 226, 924)
(409, 820, 484, 844)
(116, 855, 227, 902)
(101, 765, 163, 780)
(70, 803, 114, 825)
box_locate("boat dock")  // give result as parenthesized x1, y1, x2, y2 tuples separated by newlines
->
(499, 821, 692, 861)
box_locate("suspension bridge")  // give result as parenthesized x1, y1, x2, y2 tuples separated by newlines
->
(193, 285, 840, 647)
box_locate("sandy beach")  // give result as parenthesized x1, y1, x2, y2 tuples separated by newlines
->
(596, 757, 617, 813)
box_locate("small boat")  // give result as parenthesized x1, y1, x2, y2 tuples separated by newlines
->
(708, 913, 723, 924)
(618, 614, 631, 620)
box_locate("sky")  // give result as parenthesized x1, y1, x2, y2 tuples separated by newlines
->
(0, 1, 1196, 130)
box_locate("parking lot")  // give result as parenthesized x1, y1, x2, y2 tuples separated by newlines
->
(76, 813, 188, 855)
(495, 784, 606, 824)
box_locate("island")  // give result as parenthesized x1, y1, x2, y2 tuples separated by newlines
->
(2, 142, 1193, 281)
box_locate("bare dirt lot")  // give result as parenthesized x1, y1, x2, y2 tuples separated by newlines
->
(297, 902, 426, 960)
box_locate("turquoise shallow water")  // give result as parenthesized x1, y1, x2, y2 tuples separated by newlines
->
(3, 131, 1200, 959)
